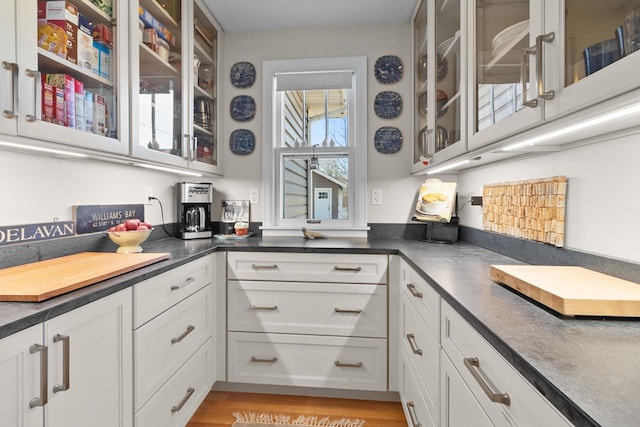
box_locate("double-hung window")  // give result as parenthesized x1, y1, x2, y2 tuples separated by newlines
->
(261, 57, 368, 237)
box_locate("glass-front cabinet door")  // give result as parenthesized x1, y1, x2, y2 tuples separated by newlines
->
(14, 0, 128, 154)
(412, 0, 466, 173)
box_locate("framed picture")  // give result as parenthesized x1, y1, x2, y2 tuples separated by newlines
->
(222, 200, 250, 223)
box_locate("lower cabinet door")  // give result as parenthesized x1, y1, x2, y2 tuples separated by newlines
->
(228, 332, 387, 391)
(400, 349, 436, 427)
(135, 339, 213, 427)
(440, 350, 494, 427)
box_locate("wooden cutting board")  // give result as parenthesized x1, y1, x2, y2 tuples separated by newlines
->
(490, 265, 640, 317)
(0, 252, 170, 302)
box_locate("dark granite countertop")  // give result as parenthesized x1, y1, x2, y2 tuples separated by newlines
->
(1, 235, 638, 427)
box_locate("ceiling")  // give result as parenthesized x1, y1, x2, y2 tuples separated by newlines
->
(201, 0, 419, 32)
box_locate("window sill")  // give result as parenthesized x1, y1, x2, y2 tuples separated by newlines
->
(260, 225, 370, 239)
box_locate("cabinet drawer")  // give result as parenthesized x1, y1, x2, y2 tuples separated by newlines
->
(400, 292, 439, 413)
(228, 281, 387, 337)
(135, 339, 213, 427)
(228, 332, 387, 391)
(227, 252, 388, 284)
(134, 256, 212, 328)
(134, 285, 212, 409)
(400, 352, 436, 427)
(441, 301, 572, 427)
(400, 261, 439, 340)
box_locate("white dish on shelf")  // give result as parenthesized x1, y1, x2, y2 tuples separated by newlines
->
(486, 26, 529, 69)
(491, 20, 530, 49)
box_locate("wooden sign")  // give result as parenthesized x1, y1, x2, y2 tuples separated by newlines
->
(74, 204, 144, 234)
(0, 221, 75, 246)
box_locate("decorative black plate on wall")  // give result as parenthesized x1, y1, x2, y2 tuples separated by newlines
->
(229, 129, 256, 155)
(374, 127, 402, 154)
(374, 91, 402, 119)
(230, 95, 256, 122)
(230, 62, 256, 88)
(374, 55, 403, 84)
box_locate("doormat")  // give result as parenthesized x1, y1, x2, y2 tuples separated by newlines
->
(232, 412, 365, 427)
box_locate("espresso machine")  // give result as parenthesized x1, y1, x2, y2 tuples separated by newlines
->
(176, 182, 214, 239)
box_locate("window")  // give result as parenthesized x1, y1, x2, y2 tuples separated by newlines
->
(262, 57, 368, 237)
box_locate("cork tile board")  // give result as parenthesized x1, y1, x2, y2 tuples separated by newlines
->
(482, 176, 567, 247)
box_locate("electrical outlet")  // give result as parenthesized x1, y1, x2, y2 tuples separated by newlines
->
(144, 186, 154, 205)
(249, 188, 259, 205)
(371, 188, 382, 205)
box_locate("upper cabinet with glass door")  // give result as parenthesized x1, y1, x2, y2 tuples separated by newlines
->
(412, 0, 466, 173)
(130, 0, 221, 174)
(469, 0, 640, 151)
(11, 0, 128, 154)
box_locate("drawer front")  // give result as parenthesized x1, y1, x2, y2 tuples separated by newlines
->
(400, 292, 439, 412)
(400, 352, 436, 427)
(134, 285, 212, 409)
(441, 301, 572, 427)
(400, 261, 439, 340)
(134, 256, 212, 328)
(228, 332, 387, 391)
(227, 252, 388, 284)
(135, 339, 213, 427)
(228, 281, 387, 337)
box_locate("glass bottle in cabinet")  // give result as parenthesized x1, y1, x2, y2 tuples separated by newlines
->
(13, 0, 128, 154)
(412, 0, 466, 173)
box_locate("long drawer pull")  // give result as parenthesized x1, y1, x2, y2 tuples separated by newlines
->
(171, 325, 195, 344)
(25, 68, 39, 122)
(334, 308, 362, 314)
(407, 283, 423, 299)
(52, 334, 70, 393)
(464, 357, 511, 405)
(171, 387, 195, 413)
(251, 356, 278, 363)
(2, 61, 18, 119)
(334, 266, 362, 272)
(170, 277, 195, 291)
(407, 401, 422, 427)
(406, 333, 423, 356)
(334, 361, 363, 368)
(29, 344, 48, 408)
(251, 304, 278, 311)
(251, 264, 278, 270)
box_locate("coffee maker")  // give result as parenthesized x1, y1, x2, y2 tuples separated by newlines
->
(176, 182, 214, 239)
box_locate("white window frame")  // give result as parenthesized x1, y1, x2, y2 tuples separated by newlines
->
(261, 56, 368, 237)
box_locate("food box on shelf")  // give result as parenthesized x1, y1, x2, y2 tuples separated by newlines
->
(89, 0, 112, 18)
(74, 80, 85, 131)
(38, 1, 79, 64)
(93, 41, 111, 79)
(44, 73, 76, 128)
(92, 23, 112, 47)
(94, 94, 106, 136)
(138, 5, 176, 46)
(42, 83, 55, 123)
(54, 87, 65, 126)
(84, 91, 95, 133)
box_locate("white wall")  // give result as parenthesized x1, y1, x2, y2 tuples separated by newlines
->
(456, 134, 640, 264)
(215, 23, 426, 223)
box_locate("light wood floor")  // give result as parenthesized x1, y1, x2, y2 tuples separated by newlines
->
(186, 391, 407, 427)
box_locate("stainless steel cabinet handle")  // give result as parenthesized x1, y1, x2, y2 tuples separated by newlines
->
(251, 264, 278, 270)
(463, 357, 510, 405)
(406, 333, 423, 356)
(2, 61, 18, 119)
(171, 387, 195, 413)
(535, 32, 555, 101)
(334, 308, 362, 314)
(520, 47, 538, 108)
(407, 283, 423, 299)
(52, 334, 70, 393)
(334, 266, 362, 272)
(171, 277, 195, 290)
(192, 136, 198, 161)
(407, 401, 422, 427)
(251, 304, 278, 310)
(171, 325, 195, 344)
(25, 68, 40, 122)
(182, 134, 191, 160)
(29, 344, 48, 408)
(251, 356, 278, 363)
(334, 361, 363, 368)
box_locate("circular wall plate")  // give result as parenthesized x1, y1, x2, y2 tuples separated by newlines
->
(374, 127, 402, 154)
(374, 91, 403, 119)
(230, 95, 256, 122)
(374, 55, 403, 84)
(229, 129, 256, 155)
(230, 62, 256, 88)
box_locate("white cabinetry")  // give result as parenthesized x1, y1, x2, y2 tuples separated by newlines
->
(0, 289, 133, 427)
(227, 252, 389, 392)
(133, 255, 214, 427)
